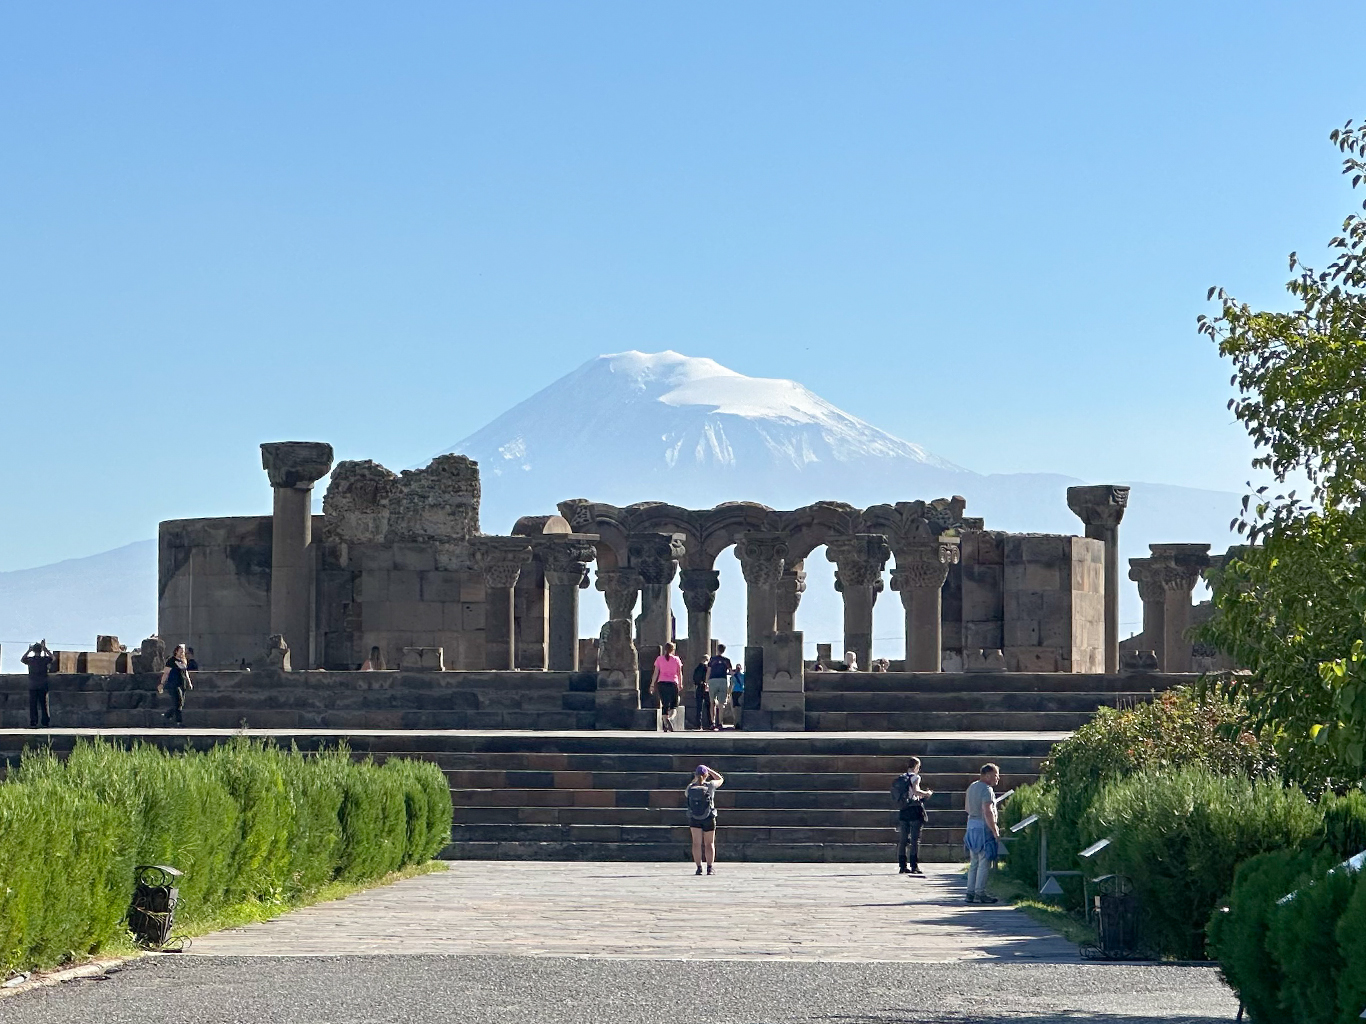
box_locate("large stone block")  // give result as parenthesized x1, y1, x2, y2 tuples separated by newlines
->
(962, 621, 1004, 649)
(387, 570, 422, 602)
(356, 571, 389, 603)
(356, 545, 396, 572)
(964, 648, 1006, 673)
(421, 571, 462, 603)
(460, 578, 486, 603)
(393, 543, 437, 572)
(400, 646, 445, 671)
(462, 602, 485, 631)
(386, 601, 444, 632)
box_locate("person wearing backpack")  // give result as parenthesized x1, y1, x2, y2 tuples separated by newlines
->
(706, 645, 733, 730)
(891, 756, 933, 875)
(686, 764, 725, 874)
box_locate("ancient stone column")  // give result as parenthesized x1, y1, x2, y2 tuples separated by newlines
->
(1127, 557, 1167, 669)
(1066, 484, 1131, 675)
(735, 533, 788, 648)
(594, 566, 645, 727)
(261, 441, 334, 670)
(890, 528, 959, 672)
(628, 533, 684, 649)
(826, 534, 891, 671)
(473, 538, 533, 670)
(540, 538, 596, 672)
(1149, 543, 1211, 673)
(776, 563, 807, 634)
(679, 567, 720, 669)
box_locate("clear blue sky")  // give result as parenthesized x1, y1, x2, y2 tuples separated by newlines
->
(2, 1, 1363, 570)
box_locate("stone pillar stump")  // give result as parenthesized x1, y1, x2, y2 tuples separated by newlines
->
(261, 441, 334, 670)
(473, 538, 533, 670)
(1067, 484, 1131, 675)
(890, 526, 960, 672)
(826, 534, 891, 671)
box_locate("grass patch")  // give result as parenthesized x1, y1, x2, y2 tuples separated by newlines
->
(989, 873, 1095, 947)
(4, 861, 448, 989)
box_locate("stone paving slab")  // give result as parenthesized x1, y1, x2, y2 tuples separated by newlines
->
(190, 863, 1080, 962)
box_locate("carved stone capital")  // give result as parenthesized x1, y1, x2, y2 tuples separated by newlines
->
(537, 537, 597, 589)
(596, 567, 644, 619)
(777, 568, 808, 617)
(735, 532, 788, 587)
(890, 538, 960, 594)
(826, 534, 891, 592)
(261, 441, 334, 490)
(679, 568, 721, 613)
(472, 538, 533, 590)
(1066, 484, 1131, 530)
(627, 533, 685, 586)
(1140, 543, 1212, 596)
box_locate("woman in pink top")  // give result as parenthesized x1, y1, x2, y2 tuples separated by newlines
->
(650, 641, 684, 732)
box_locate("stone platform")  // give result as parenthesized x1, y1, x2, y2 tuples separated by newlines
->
(0, 669, 1188, 732)
(0, 728, 1065, 862)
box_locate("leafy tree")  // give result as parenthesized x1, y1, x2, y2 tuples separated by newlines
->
(1198, 121, 1366, 787)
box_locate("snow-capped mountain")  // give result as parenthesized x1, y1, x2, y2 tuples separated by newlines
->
(444, 351, 973, 527)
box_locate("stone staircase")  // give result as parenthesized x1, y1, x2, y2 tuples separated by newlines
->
(432, 732, 1058, 862)
(804, 671, 1176, 732)
(0, 729, 1055, 863)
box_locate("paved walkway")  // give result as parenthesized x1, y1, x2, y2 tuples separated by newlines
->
(190, 862, 1080, 961)
(3, 864, 1242, 1022)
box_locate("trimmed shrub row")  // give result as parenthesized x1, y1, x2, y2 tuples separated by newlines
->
(1208, 849, 1366, 1023)
(0, 739, 452, 973)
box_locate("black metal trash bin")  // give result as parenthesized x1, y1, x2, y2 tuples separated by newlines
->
(1083, 874, 1141, 960)
(128, 865, 183, 948)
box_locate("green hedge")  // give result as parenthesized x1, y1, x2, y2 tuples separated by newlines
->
(0, 739, 451, 973)
(1079, 766, 1321, 960)
(1211, 850, 1366, 1023)
(1001, 689, 1274, 891)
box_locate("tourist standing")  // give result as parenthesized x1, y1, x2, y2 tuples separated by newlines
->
(706, 644, 733, 730)
(21, 640, 53, 729)
(730, 663, 744, 729)
(686, 764, 725, 874)
(157, 643, 194, 726)
(691, 657, 710, 730)
(963, 763, 1001, 903)
(650, 641, 684, 732)
(185, 646, 199, 670)
(891, 756, 933, 875)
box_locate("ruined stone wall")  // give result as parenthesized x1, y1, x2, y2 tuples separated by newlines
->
(158, 516, 272, 668)
(316, 454, 491, 671)
(1003, 534, 1104, 673)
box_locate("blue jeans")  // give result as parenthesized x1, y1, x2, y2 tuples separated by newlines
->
(966, 848, 991, 893)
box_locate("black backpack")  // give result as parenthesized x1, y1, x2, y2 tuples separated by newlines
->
(890, 772, 913, 806)
(687, 783, 715, 821)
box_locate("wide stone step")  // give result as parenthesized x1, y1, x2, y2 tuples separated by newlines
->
(806, 711, 1098, 731)
(437, 769, 1029, 793)
(804, 671, 1183, 694)
(404, 748, 1051, 770)
(453, 806, 967, 828)
(448, 822, 966, 845)
(804, 691, 1150, 713)
(440, 840, 966, 863)
(449, 788, 978, 814)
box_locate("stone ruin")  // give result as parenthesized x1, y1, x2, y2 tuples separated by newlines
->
(155, 441, 1236, 724)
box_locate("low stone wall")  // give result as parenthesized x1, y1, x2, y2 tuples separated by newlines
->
(0, 669, 600, 731)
